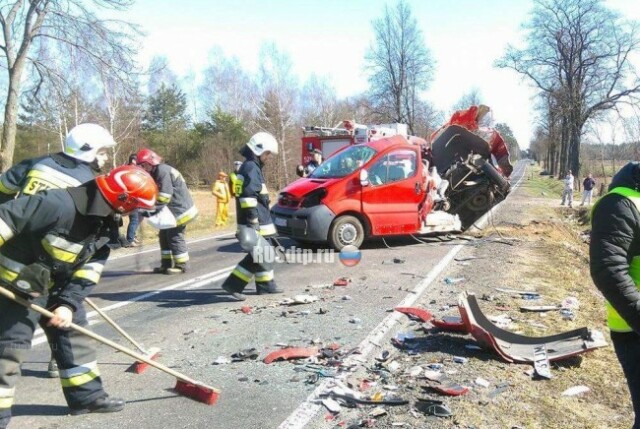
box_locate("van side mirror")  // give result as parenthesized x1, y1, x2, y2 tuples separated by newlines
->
(360, 169, 369, 187)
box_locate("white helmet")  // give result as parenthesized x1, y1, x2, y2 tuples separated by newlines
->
(246, 132, 278, 156)
(64, 123, 116, 163)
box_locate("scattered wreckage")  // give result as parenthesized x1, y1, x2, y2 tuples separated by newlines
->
(429, 105, 513, 228)
(395, 292, 607, 365)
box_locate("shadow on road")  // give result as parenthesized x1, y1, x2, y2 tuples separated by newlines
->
(12, 404, 68, 417)
(90, 288, 245, 307)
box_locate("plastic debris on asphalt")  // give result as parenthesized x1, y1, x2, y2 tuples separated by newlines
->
(279, 295, 319, 305)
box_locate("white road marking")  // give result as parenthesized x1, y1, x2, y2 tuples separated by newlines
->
(278, 162, 527, 429)
(31, 265, 235, 346)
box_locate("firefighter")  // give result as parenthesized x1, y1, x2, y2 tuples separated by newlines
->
(220, 132, 283, 301)
(590, 162, 640, 429)
(0, 123, 117, 379)
(212, 171, 230, 227)
(0, 123, 116, 204)
(136, 149, 198, 274)
(0, 166, 158, 428)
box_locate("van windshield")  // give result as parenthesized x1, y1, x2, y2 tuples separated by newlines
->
(310, 145, 377, 179)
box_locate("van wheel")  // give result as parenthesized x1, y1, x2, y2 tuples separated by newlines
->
(329, 215, 364, 251)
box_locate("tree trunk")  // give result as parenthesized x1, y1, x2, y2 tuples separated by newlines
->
(568, 118, 581, 179)
(559, 118, 569, 178)
(0, 65, 26, 172)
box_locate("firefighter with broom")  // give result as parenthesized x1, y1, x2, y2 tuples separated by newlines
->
(0, 123, 119, 379)
(0, 165, 157, 428)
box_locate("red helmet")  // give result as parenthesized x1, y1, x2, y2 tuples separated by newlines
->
(96, 165, 158, 213)
(136, 148, 163, 166)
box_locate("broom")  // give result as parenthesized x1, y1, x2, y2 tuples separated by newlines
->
(0, 286, 220, 405)
(84, 297, 160, 374)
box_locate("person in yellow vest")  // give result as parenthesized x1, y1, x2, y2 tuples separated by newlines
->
(590, 162, 640, 429)
(212, 171, 230, 227)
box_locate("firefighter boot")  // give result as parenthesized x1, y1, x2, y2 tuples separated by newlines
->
(47, 358, 59, 378)
(222, 284, 247, 301)
(164, 263, 188, 275)
(70, 396, 125, 416)
(256, 282, 283, 295)
(153, 263, 173, 274)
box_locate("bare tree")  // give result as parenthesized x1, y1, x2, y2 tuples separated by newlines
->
(252, 42, 298, 188)
(497, 0, 640, 179)
(452, 88, 483, 111)
(299, 74, 340, 127)
(199, 49, 255, 123)
(0, 0, 139, 171)
(364, 0, 434, 134)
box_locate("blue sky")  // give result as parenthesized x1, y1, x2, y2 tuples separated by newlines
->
(125, 0, 640, 149)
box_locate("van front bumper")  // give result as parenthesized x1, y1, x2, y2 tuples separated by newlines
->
(270, 205, 335, 242)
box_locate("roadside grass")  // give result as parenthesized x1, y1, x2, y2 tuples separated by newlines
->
(452, 205, 631, 429)
(520, 167, 565, 200)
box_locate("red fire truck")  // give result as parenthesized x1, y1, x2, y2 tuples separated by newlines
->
(299, 120, 427, 168)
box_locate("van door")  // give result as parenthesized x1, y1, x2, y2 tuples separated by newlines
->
(361, 148, 422, 236)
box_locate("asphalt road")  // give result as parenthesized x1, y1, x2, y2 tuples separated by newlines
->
(9, 161, 526, 429)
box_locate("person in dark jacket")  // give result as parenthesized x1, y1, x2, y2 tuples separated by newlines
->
(0, 166, 158, 428)
(136, 149, 199, 274)
(580, 173, 596, 206)
(221, 132, 283, 301)
(0, 123, 117, 378)
(590, 161, 640, 429)
(296, 148, 323, 177)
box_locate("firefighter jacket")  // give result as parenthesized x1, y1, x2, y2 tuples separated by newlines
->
(151, 163, 198, 226)
(0, 153, 95, 204)
(0, 182, 118, 311)
(234, 149, 276, 237)
(590, 162, 640, 334)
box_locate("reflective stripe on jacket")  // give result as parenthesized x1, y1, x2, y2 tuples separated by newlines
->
(235, 158, 275, 237)
(152, 164, 199, 226)
(0, 186, 114, 311)
(0, 153, 95, 203)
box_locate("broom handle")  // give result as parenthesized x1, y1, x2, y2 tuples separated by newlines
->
(84, 297, 148, 355)
(0, 286, 219, 393)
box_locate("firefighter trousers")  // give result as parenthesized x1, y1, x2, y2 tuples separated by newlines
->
(221, 233, 276, 293)
(0, 293, 106, 428)
(159, 225, 189, 269)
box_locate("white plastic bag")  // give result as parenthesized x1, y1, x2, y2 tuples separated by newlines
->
(146, 206, 177, 229)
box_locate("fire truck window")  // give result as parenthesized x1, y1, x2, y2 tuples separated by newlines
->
(310, 145, 376, 179)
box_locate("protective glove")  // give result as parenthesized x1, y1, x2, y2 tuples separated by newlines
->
(258, 194, 270, 206)
(48, 305, 73, 329)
